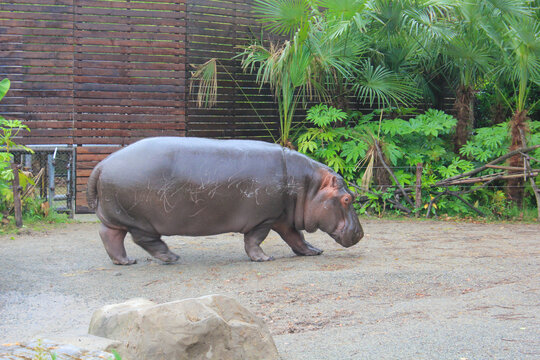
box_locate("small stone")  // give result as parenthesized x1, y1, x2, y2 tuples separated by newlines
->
(0, 339, 117, 360)
(51, 343, 83, 357)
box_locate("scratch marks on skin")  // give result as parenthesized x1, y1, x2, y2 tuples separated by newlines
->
(235, 179, 261, 205)
(189, 206, 207, 218)
(126, 181, 153, 211)
(285, 176, 303, 196)
(158, 173, 183, 213)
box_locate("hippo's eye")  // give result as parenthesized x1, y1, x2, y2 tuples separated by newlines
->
(342, 195, 352, 206)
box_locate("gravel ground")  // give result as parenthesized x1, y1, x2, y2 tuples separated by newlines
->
(0, 217, 539, 359)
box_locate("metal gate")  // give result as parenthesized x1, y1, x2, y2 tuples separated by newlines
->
(12, 147, 75, 217)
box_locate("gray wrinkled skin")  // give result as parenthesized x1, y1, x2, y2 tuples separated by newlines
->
(87, 137, 364, 265)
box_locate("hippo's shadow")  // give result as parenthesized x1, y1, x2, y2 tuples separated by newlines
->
(120, 232, 363, 268)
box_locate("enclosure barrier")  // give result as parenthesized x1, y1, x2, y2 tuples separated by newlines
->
(11, 147, 75, 217)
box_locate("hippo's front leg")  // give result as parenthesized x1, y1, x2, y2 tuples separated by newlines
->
(272, 221, 323, 256)
(244, 225, 274, 262)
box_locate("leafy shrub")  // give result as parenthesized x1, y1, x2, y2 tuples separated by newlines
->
(296, 104, 539, 219)
(0, 78, 56, 226)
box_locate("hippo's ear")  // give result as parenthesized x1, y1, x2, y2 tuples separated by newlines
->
(320, 172, 337, 190)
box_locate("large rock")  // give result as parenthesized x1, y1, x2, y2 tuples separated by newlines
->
(88, 297, 156, 341)
(88, 295, 279, 360)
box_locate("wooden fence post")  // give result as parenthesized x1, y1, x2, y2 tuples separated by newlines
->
(11, 163, 23, 228)
(415, 163, 423, 217)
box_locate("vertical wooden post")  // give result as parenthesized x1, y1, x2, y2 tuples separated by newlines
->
(415, 163, 423, 217)
(11, 162, 23, 228)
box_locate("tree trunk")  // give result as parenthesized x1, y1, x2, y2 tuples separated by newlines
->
(492, 102, 508, 125)
(331, 80, 349, 127)
(453, 84, 474, 153)
(373, 153, 392, 192)
(507, 110, 529, 208)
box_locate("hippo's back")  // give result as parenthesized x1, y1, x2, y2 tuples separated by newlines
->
(95, 137, 288, 235)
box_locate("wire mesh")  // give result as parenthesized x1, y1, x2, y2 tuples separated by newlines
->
(11, 147, 74, 217)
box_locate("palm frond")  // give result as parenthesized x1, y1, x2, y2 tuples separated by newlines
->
(444, 37, 493, 84)
(0, 78, 10, 101)
(353, 60, 420, 108)
(403, 6, 454, 41)
(253, 0, 312, 37)
(189, 58, 218, 108)
(318, 0, 369, 20)
(485, 0, 532, 17)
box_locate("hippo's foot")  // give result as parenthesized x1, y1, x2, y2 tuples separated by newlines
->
(112, 257, 137, 266)
(244, 225, 274, 262)
(153, 251, 180, 264)
(245, 241, 274, 261)
(292, 243, 323, 256)
(248, 250, 275, 262)
(131, 230, 179, 265)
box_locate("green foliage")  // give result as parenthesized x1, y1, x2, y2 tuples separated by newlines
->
(529, 121, 540, 160)
(110, 349, 123, 360)
(297, 104, 537, 219)
(253, 0, 311, 38)
(0, 78, 52, 224)
(30, 339, 56, 360)
(305, 104, 347, 127)
(233, 0, 429, 145)
(0, 78, 9, 100)
(297, 105, 370, 180)
(459, 123, 509, 161)
(373, 109, 458, 167)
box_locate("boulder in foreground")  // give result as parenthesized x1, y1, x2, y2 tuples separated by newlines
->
(89, 295, 279, 360)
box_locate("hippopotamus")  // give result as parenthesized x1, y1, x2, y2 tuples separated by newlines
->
(87, 137, 364, 265)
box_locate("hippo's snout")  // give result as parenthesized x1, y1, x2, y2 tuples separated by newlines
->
(331, 221, 364, 248)
(338, 229, 364, 248)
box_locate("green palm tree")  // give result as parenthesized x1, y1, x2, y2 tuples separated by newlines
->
(440, 0, 496, 152)
(484, 3, 540, 206)
(243, 0, 426, 146)
(368, 0, 452, 102)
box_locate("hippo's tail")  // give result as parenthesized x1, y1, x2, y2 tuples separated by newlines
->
(86, 163, 102, 210)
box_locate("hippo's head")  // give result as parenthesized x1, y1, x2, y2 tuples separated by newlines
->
(304, 170, 364, 247)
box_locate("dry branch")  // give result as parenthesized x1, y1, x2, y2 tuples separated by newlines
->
(436, 144, 540, 185)
(347, 182, 412, 214)
(373, 140, 415, 208)
(485, 165, 526, 171)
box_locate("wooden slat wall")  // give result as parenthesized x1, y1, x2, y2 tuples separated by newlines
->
(73, 0, 187, 145)
(72, 0, 187, 210)
(185, 0, 281, 140)
(75, 146, 118, 212)
(0, 0, 75, 144)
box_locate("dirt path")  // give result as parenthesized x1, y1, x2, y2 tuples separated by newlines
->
(1, 218, 539, 359)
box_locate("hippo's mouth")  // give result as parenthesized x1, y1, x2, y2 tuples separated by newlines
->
(330, 227, 364, 248)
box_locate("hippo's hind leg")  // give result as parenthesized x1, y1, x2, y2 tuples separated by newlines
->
(272, 222, 323, 256)
(244, 225, 274, 262)
(99, 224, 136, 265)
(130, 229, 179, 264)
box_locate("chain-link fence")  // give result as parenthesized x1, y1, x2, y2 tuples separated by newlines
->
(11, 147, 75, 217)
